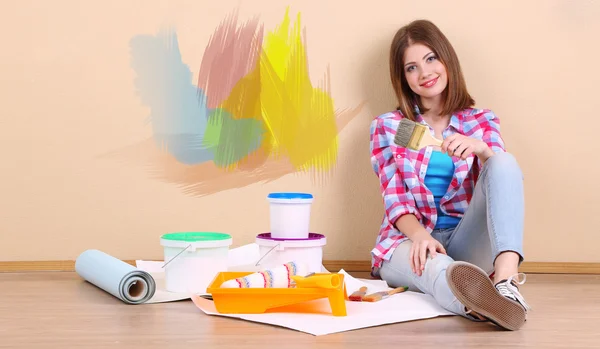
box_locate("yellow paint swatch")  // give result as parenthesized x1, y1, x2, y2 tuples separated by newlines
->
(259, 8, 338, 173)
(212, 7, 338, 174)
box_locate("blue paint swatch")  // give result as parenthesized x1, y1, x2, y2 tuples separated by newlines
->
(129, 28, 214, 165)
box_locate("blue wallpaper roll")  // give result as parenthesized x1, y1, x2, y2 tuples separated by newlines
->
(75, 249, 156, 304)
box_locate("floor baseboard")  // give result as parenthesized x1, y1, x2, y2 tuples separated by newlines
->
(1, 260, 599, 274)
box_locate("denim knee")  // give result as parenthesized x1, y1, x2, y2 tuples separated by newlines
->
(423, 254, 463, 312)
(424, 252, 454, 275)
(485, 152, 523, 179)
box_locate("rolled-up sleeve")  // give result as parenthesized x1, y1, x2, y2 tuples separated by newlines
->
(370, 117, 421, 226)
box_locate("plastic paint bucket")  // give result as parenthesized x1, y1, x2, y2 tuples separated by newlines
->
(267, 192, 314, 239)
(160, 232, 232, 293)
(255, 232, 326, 273)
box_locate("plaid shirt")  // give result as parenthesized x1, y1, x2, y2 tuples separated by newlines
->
(369, 108, 506, 272)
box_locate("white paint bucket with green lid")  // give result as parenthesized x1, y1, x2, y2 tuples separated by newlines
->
(160, 232, 232, 293)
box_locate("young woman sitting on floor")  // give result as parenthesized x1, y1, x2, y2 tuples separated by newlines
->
(369, 19, 530, 331)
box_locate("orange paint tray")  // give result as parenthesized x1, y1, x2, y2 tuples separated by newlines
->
(206, 272, 348, 316)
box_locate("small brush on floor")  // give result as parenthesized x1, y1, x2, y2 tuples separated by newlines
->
(348, 286, 368, 301)
(362, 286, 408, 302)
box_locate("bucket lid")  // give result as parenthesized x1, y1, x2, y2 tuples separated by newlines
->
(255, 232, 326, 248)
(160, 232, 232, 250)
(267, 192, 313, 204)
(267, 192, 313, 200)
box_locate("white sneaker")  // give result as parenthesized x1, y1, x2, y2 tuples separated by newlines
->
(446, 261, 529, 331)
(495, 273, 532, 313)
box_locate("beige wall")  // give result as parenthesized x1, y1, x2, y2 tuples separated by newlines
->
(1, 0, 599, 263)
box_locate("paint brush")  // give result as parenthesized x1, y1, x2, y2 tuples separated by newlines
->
(394, 118, 443, 150)
(362, 286, 408, 302)
(348, 286, 368, 301)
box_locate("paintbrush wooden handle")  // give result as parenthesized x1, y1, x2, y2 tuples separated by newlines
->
(362, 286, 409, 302)
(422, 131, 443, 147)
(388, 286, 408, 295)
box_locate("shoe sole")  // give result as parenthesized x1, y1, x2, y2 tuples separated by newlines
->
(446, 261, 526, 331)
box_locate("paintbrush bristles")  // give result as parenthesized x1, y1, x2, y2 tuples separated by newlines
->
(348, 286, 368, 301)
(394, 118, 416, 148)
(393, 118, 442, 150)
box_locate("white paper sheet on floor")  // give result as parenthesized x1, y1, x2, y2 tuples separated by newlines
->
(191, 269, 454, 336)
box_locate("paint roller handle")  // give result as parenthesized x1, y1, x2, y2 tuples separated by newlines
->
(290, 273, 341, 289)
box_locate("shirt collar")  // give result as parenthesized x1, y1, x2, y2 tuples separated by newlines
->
(414, 104, 462, 132)
(414, 105, 426, 124)
(448, 112, 462, 132)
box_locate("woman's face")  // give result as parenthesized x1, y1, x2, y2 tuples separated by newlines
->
(403, 43, 448, 101)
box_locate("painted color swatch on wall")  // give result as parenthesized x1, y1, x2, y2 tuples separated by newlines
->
(124, 7, 364, 196)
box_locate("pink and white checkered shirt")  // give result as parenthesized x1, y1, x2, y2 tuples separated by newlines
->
(369, 108, 506, 272)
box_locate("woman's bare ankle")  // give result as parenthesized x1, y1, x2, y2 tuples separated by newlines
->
(493, 251, 520, 284)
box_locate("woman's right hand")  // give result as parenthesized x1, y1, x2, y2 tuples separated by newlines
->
(409, 233, 447, 276)
(393, 214, 447, 276)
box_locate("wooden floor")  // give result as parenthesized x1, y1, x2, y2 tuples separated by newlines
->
(1, 272, 599, 348)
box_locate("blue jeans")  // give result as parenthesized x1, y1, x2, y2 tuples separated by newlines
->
(379, 152, 525, 318)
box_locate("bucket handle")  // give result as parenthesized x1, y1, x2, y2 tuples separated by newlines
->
(255, 243, 280, 266)
(161, 244, 192, 269)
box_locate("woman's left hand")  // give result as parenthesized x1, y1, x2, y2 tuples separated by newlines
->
(441, 134, 493, 161)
